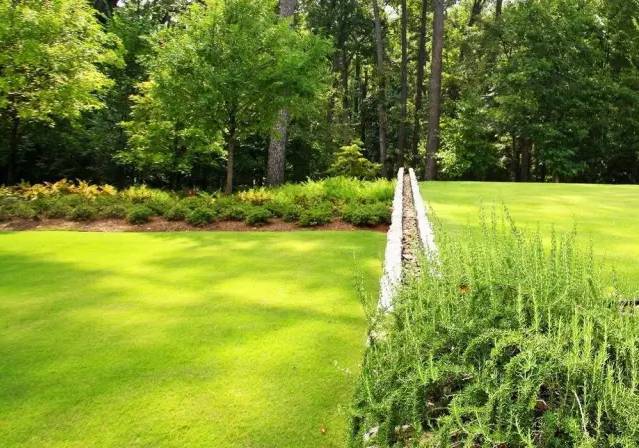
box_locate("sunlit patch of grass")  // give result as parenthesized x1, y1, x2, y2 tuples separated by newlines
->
(420, 181, 639, 290)
(0, 231, 384, 447)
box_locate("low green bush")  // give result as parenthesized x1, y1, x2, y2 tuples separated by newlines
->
(45, 202, 73, 219)
(0, 206, 10, 222)
(99, 204, 129, 219)
(126, 206, 154, 224)
(179, 196, 211, 211)
(217, 202, 248, 221)
(145, 197, 174, 216)
(342, 202, 390, 226)
(244, 206, 271, 226)
(70, 205, 97, 222)
(0, 177, 394, 226)
(10, 202, 38, 220)
(351, 217, 639, 447)
(298, 203, 332, 227)
(164, 205, 189, 221)
(186, 207, 215, 226)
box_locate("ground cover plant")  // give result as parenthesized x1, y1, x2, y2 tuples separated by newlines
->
(420, 182, 639, 289)
(351, 217, 639, 447)
(0, 230, 384, 447)
(0, 177, 393, 228)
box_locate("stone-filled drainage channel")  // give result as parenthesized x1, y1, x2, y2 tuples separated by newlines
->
(378, 167, 437, 312)
(401, 171, 421, 279)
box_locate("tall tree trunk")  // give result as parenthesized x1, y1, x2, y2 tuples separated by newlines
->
(340, 48, 350, 115)
(425, 0, 445, 179)
(92, 0, 119, 19)
(519, 137, 531, 182)
(6, 113, 19, 185)
(411, 0, 428, 166)
(509, 135, 519, 181)
(360, 67, 368, 142)
(225, 111, 237, 194)
(468, 0, 486, 27)
(398, 0, 409, 167)
(266, 109, 289, 186)
(266, 0, 297, 186)
(372, 0, 389, 176)
(495, 0, 503, 18)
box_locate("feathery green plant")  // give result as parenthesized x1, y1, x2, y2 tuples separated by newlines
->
(351, 213, 639, 447)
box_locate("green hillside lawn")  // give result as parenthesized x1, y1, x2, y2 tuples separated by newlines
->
(0, 231, 384, 448)
(420, 182, 639, 290)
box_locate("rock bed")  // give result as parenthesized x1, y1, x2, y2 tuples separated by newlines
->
(401, 172, 422, 279)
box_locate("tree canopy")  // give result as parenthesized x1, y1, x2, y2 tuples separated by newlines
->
(1, 0, 639, 188)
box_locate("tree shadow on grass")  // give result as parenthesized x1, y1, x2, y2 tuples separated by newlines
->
(0, 231, 383, 447)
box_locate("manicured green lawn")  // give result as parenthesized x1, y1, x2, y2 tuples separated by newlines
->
(0, 231, 384, 447)
(421, 181, 639, 290)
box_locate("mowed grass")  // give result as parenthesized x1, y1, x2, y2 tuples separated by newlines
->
(421, 181, 639, 289)
(0, 231, 384, 447)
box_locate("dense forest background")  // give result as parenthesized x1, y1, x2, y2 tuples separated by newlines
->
(1, 0, 639, 191)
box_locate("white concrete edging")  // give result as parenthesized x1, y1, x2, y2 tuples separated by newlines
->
(377, 168, 440, 312)
(408, 168, 439, 264)
(378, 167, 404, 311)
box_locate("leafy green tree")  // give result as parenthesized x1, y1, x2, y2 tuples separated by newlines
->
(123, 0, 329, 192)
(0, 0, 121, 184)
(329, 140, 381, 179)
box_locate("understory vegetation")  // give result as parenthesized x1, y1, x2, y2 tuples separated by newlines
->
(351, 217, 639, 447)
(0, 177, 393, 227)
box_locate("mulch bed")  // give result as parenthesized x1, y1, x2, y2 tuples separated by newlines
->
(0, 217, 388, 233)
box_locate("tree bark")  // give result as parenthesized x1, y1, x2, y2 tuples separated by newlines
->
(266, 109, 289, 186)
(495, 0, 503, 18)
(225, 111, 237, 194)
(509, 135, 519, 181)
(519, 137, 532, 182)
(398, 0, 409, 167)
(468, 0, 486, 27)
(6, 113, 19, 185)
(92, 0, 119, 19)
(372, 0, 389, 176)
(425, 0, 445, 180)
(340, 48, 350, 115)
(266, 0, 297, 186)
(411, 0, 428, 166)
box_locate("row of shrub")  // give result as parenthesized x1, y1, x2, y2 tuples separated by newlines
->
(0, 177, 393, 227)
(351, 217, 639, 447)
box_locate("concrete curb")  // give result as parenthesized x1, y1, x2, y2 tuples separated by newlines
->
(378, 168, 404, 311)
(377, 168, 440, 312)
(408, 168, 439, 264)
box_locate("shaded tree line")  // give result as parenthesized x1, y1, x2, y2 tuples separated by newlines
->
(1, 0, 638, 190)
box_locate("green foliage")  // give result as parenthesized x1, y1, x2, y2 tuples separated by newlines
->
(186, 207, 216, 226)
(120, 0, 330, 186)
(99, 204, 129, 220)
(0, 177, 392, 227)
(298, 202, 332, 226)
(126, 205, 153, 224)
(164, 205, 189, 222)
(69, 205, 97, 222)
(0, 0, 122, 184)
(268, 201, 302, 222)
(352, 216, 639, 447)
(44, 202, 72, 219)
(244, 206, 272, 226)
(341, 202, 390, 226)
(328, 141, 381, 180)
